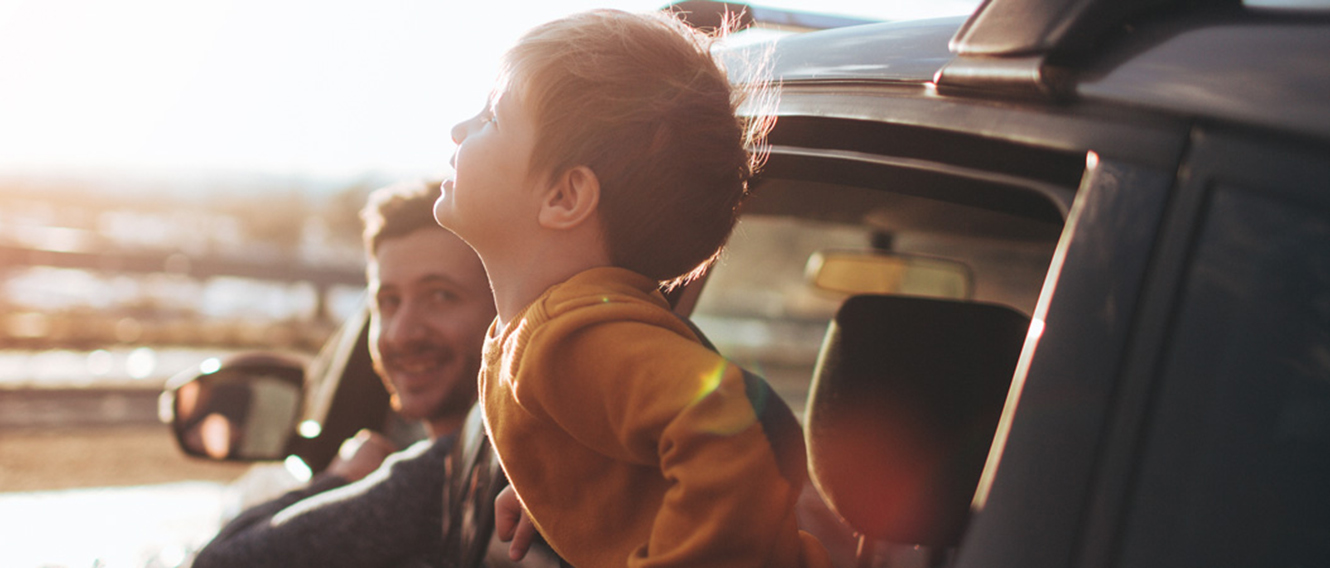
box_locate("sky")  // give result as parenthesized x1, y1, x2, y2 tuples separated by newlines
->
(0, 0, 979, 184)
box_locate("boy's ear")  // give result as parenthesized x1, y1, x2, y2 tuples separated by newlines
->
(538, 165, 600, 231)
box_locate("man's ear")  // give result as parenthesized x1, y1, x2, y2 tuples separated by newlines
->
(538, 165, 600, 230)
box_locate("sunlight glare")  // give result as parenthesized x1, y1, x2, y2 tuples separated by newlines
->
(284, 454, 314, 482)
(0, 0, 978, 180)
(86, 349, 114, 376)
(199, 357, 222, 375)
(299, 419, 323, 438)
(0, 482, 230, 568)
(125, 346, 157, 379)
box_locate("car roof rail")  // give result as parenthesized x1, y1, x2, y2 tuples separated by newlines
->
(663, 0, 879, 34)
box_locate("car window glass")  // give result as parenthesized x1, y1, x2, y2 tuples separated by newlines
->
(693, 214, 868, 413)
(691, 179, 1060, 415)
(1116, 183, 1330, 567)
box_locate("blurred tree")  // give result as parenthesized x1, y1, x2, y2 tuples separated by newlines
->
(0, 173, 368, 350)
(236, 187, 309, 250)
(321, 179, 378, 247)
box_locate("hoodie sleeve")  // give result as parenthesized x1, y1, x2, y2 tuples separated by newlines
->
(520, 317, 828, 568)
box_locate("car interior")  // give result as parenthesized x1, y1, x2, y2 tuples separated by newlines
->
(684, 124, 1082, 566)
(162, 114, 1088, 567)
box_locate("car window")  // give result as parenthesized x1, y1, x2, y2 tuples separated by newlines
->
(690, 176, 1062, 414)
(692, 213, 869, 410)
(1116, 182, 1330, 567)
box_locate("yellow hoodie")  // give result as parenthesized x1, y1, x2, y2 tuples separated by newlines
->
(480, 266, 830, 568)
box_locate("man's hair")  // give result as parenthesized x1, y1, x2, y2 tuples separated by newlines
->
(500, 9, 770, 287)
(361, 180, 443, 255)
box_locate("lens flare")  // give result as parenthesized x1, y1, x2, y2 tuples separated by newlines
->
(685, 360, 759, 436)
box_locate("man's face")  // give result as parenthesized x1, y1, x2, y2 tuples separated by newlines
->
(367, 227, 495, 423)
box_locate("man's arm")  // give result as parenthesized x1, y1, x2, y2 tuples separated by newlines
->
(210, 430, 395, 542)
(326, 429, 399, 482)
(192, 435, 452, 568)
(209, 473, 349, 544)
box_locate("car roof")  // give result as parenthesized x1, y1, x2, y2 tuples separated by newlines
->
(724, 4, 1330, 144)
(754, 17, 964, 84)
(1073, 11, 1330, 143)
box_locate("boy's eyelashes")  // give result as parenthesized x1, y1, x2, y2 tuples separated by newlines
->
(479, 101, 498, 125)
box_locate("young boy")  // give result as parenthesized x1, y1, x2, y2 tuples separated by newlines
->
(434, 9, 830, 568)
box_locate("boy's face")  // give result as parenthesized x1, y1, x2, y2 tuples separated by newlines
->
(435, 86, 543, 257)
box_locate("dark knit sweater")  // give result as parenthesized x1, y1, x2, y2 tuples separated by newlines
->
(192, 435, 453, 568)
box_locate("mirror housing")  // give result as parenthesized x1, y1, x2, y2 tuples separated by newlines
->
(806, 250, 973, 299)
(161, 352, 305, 461)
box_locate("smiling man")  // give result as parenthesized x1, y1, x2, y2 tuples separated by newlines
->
(365, 181, 495, 442)
(192, 180, 496, 568)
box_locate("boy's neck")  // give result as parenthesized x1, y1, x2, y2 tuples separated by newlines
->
(485, 238, 612, 331)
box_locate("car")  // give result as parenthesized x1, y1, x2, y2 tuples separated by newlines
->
(164, 0, 1330, 566)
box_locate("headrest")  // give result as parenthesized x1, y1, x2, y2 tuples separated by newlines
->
(805, 294, 1029, 546)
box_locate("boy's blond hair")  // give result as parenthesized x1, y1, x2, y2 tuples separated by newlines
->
(499, 9, 769, 287)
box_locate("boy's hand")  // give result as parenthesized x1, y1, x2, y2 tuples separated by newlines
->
(495, 485, 537, 561)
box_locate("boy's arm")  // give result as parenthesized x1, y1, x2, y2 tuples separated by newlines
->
(529, 322, 821, 567)
(637, 363, 815, 567)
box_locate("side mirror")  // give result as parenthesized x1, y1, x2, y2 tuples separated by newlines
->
(161, 353, 305, 461)
(806, 250, 973, 300)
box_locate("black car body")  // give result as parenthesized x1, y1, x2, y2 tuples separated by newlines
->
(168, 1, 1330, 566)
(718, 1, 1329, 565)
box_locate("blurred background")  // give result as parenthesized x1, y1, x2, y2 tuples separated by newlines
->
(0, 0, 979, 566)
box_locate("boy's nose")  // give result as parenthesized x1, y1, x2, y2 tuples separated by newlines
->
(451, 117, 475, 144)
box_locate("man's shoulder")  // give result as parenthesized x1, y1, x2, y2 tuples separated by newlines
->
(378, 437, 453, 472)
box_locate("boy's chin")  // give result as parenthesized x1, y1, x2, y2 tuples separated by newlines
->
(432, 194, 455, 230)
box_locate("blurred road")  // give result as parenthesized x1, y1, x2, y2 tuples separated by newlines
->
(0, 388, 161, 429)
(0, 349, 253, 491)
(0, 421, 252, 567)
(1, 423, 249, 492)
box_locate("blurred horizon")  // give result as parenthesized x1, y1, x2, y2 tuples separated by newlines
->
(0, 0, 980, 183)
(2, 4, 992, 564)
(0, 176, 368, 375)
(0, 0, 982, 381)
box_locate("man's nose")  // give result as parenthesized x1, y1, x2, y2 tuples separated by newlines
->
(386, 307, 428, 344)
